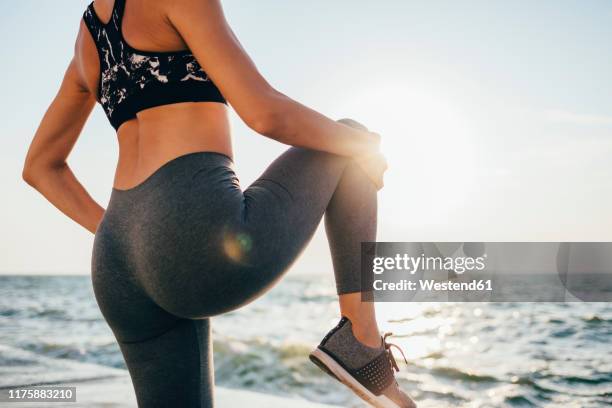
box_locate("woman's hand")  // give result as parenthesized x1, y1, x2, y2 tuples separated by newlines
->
(336, 118, 381, 150)
(337, 119, 388, 190)
(354, 152, 388, 190)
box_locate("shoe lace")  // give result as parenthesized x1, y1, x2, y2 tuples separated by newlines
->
(382, 332, 408, 373)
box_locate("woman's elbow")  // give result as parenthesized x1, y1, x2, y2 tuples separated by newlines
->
(21, 157, 57, 188)
(242, 91, 292, 137)
(246, 109, 287, 136)
(22, 161, 40, 187)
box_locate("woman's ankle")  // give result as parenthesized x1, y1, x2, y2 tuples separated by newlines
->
(350, 319, 382, 348)
(338, 292, 381, 348)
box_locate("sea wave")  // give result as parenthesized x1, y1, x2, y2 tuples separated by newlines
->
(0, 344, 125, 389)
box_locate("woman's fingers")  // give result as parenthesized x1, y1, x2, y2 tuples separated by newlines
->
(337, 118, 368, 131)
(355, 152, 388, 190)
(335, 118, 387, 189)
(337, 118, 381, 152)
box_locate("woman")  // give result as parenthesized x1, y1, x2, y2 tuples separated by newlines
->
(22, 0, 415, 407)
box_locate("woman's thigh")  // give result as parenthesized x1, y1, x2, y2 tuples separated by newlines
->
(178, 147, 352, 316)
(240, 147, 351, 268)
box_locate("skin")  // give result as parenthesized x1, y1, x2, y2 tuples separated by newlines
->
(22, 0, 385, 348)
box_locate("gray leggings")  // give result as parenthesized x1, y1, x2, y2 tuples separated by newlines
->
(92, 146, 377, 407)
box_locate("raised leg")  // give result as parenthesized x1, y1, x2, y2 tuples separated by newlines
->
(241, 146, 381, 346)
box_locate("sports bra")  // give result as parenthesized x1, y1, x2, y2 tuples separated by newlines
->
(82, 0, 227, 130)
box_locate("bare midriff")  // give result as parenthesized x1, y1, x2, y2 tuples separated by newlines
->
(112, 101, 232, 191)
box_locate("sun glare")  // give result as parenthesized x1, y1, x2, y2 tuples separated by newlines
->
(337, 81, 478, 225)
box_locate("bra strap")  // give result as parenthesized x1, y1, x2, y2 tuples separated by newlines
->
(113, 0, 127, 26)
(82, 0, 125, 36)
(82, 2, 103, 42)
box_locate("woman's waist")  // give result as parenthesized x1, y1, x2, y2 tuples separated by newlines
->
(114, 143, 233, 190)
(132, 101, 231, 138)
(111, 149, 235, 197)
(114, 108, 233, 191)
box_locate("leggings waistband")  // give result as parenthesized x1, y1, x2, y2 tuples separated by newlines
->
(110, 151, 234, 199)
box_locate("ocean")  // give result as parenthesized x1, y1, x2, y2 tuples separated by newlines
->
(0, 275, 610, 407)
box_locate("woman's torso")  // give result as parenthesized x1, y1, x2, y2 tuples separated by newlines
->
(75, 0, 232, 191)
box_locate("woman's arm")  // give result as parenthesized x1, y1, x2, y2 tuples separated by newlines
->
(22, 54, 104, 234)
(167, 0, 380, 157)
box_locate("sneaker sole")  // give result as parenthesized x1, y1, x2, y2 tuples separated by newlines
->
(309, 348, 400, 408)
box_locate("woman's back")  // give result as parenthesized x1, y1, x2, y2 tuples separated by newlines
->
(76, 0, 232, 191)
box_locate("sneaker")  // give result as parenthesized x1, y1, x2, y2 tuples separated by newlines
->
(309, 317, 416, 408)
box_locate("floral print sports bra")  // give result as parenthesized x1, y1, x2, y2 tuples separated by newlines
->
(82, 0, 226, 130)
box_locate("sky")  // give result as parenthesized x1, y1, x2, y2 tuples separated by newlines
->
(1, 0, 611, 275)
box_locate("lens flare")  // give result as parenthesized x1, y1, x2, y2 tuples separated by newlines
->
(222, 227, 253, 264)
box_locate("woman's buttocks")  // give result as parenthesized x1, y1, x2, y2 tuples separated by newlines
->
(93, 150, 252, 321)
(94, 149, 290, 319)
(99, 151, 244, 275)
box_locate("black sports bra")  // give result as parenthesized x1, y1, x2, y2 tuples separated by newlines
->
(82, 0, 226, 130)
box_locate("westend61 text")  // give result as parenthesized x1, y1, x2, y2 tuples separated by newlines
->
(373, 279, 493, 292)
